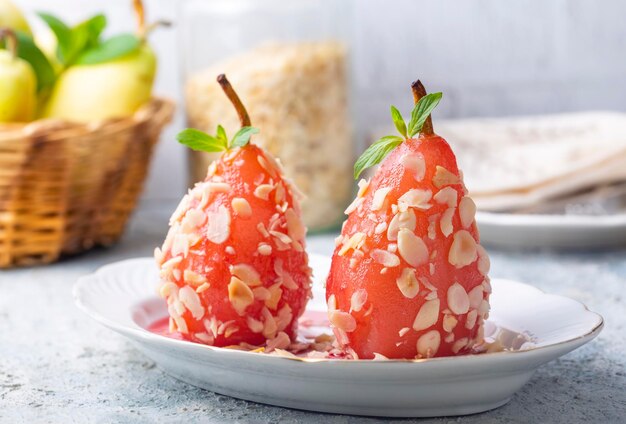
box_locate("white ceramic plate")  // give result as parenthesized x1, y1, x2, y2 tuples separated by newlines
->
(74, 254, 603, 418)
(476, 211, 626, 249)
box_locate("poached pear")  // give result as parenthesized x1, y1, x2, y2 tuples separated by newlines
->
(0, 29, 36, 122)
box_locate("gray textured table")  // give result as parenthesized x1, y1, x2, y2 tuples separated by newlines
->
(1, 201, 625, 424)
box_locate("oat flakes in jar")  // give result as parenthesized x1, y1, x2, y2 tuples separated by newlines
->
(180, 0, 354, 232)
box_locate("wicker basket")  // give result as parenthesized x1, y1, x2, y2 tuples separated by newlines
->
(0, 98, 174, 268)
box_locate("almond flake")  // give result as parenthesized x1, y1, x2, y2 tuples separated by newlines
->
(397, 229, 428, 267)
(252, 286, 270, 301)
(228, 276, 254, 315)
(276, 304, 293, 331)
(447, 282, 470, 315)
(452, 337, 469, 354)
(206, 205, 231, 244)
(329, 310, 357, 332)
(416, 330, 441, 358)
(169, 195, 190, 225)
(257, 222, 270, 238)
(432, 166, 459, 188)
(374, 221, 388, 234)
(468, 285, 484, 309)
(196, 282, 210, 293)
(254, 184, 275, 200)
(183, 270, 206, 287)
(440, 208, 455, 237)
(465, 309, 478, 329)
(458, 196, 476, 228)
(266, 331, 291, 352)
(350, 289, 368, 312)
(194, 332, 214, 344)
(477, 244, 491, 275)
(258, 243, 272, 255)
(154, 247, 165, 266)
(448, 230, 478, 268)
(396, 268, 420, 298)
(344, 196, 364, 215)
(338, 232, 366, 256)
(230, 264, 261, 287)
(269, 230, 292, 245)
(231, 198, 252, 219)
(158, 282, 178, 298)
(265, 283, 283, 310)
(261, 307, 278, 338)
(179, 286, 205, 320)
(398, 327, 410, 337)
(397, 189, 432, 212)
(387, 210, 416, 241)
(373, 352, 389, 360)
(442, 314, 458, 332)
(370, 249, 400, 267)
(372, 187, 392, 211)
(427, 214, 438, 240)
(413, 299, 440, 331)
(327, 294, 337, 312)
(433, 187, 458, 208)
(401, 153, 426, 181)
(357, 178, 370, 197)
(285, 208, 306, 241)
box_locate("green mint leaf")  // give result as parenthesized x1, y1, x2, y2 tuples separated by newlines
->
(80, 14, 107, 48)
(176, 129, 226, 153)
(390, 105, 407, 138)
(216, 125, 228, 149)
(12, 31, 56, 93)
(353, 135, 404, 179)
(75, 34, 141, 65)
(37, 12, 74, 64)
(408, 92, 443, 137)
(230, 126, 259, 148)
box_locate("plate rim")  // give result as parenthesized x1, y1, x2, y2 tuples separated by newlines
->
(73, 255, 604, 365)
(476, 210, 626, 228)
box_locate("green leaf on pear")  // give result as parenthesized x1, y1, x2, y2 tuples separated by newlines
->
(353, 135, 404, 179)
(11, 31, 56, 93)
(230, 126, 259, 148)
(176, 129, 226, 153)
(75, 33, 141, 65)
(390, 105, 407, 138)
(407, 92, 442, 137)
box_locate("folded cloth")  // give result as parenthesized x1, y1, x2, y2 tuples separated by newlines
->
(437, 112, 626, 211)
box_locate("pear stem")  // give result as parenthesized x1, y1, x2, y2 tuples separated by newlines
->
(0, 28, 18, 59)
(133, 0, 146, 38)
(217, 74, 251, 127)
(411, 80, 434, 135)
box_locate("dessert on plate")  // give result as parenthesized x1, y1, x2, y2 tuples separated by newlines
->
(326, 80, 491, 359)
(155, 74, 311, 350)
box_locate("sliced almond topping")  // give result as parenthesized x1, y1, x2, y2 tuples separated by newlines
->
(397, 189, 432, 212)
(276, 304, 293, 331)
(257, 243, 272, 256)
(261, 307, 278, 339)
(432, 166, 460, 188)
(224, 326, 239, 338)
(429, 263, 435, 275)
(398, 327, 410, 337)
(452, 337, 469, 354)
(477, 244, 491, 275)
(269, 230, 292, 245)
(444, 332, 455, 343)
(374, 221, 388, 234)
(182, 208, 207, 231)
(158, 282, 178, 298)
(440, 207, 455, 237)
(169, 195, 190, 225)
(373, 352, 389, 360)
(433, 187, 458, 208)
(458, 196, 476, 229)
(357, 178, 370, 198)
(206, 205, 231, 244)
(231, 198, 252, 219)
(254, 184, 275, 200)
(416, 330, 441, 358)
(266, 331, 291, 352)
(370, 249, 400, 267)
(265, 283, 283, 310)
(285, 208, 306, 241)
(183, 270, 207, 287)
(400, 153, 426, 181)
(252, 286, 270, 301)
(427, 214, 438, 240)
(230, 264, 261, 287)
(327, 294, 337, 312)
(468, 285, 484, 309)
(448, 230, 478, 268)
(344, 196, 364, 215)
(397, 229, 428, 267)
(479, 299, 490, 318)
(387, 209, 416, 241)
(482, 278, 492, 294)
(372, 187, 392, 211)
(179, 286, 205, 320)
(447, 282, 470, 315)
(154, 247, 165, 266)
(412, 299, 440, 331)
(350, 289, 368, 312)
(257, 154, 276, 178)
(173, 316, 188, 334)
(194, 332, 214, 344)
(396, 268, 420, 299)
(161, 255, 182, 271)
(465, 309, 478, 329)
(228, 276, 254, 315)
(196, 282, 210, 293)
(442, 314, 458, 332)
(329, 310, 357, 332)
(338, 232, 366, 256)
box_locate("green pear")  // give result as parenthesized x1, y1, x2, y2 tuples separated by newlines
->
(41, 43, 156, 122)
(0, 35, 36, 122)
(0, 0, 32, 36)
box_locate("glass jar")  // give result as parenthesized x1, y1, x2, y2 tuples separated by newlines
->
(179, 0, 354, 232)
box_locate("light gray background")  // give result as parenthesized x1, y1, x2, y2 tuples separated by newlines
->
(17, 0, 626, 200)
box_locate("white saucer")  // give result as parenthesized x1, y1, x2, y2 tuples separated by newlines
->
(476, 211, 626, 249)
(73, 254, 603, 418)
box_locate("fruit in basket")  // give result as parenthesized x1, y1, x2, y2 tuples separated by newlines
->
(155, 74, 311, 349)
(0, 29, 36, 122)
(40, 0, 161, 122)
(0, 0, 31, 36)
(326, 80, 491, 359)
